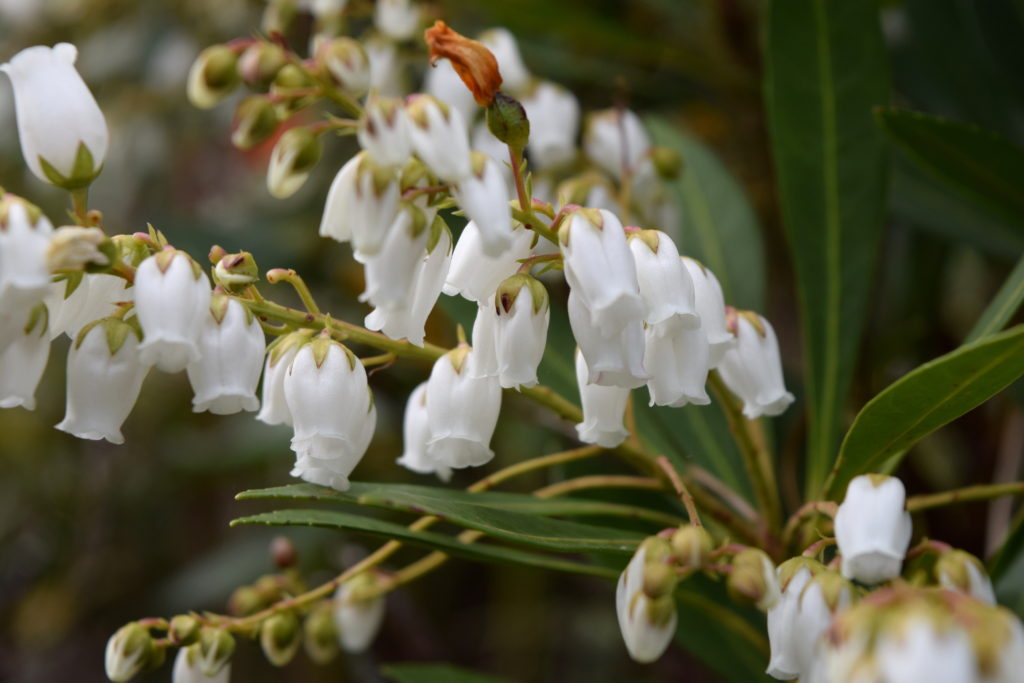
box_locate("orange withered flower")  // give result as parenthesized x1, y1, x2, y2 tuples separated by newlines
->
(423, 20, 502, 107)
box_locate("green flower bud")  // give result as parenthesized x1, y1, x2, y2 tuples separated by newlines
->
(228, 585, 266, 617)
(486, 91, 530, 151)
(267, 127, 322, 199)
(728, 549, 781, 611)
(670, 525, 712, 571)
(197, 627, 235, 677)
(232, 96, 280, 150)
(642, 561, 677, 599)
(169, 615, 200, 646)
(187, 45, 240, 110)
(238, 42, 288, 90)
(650, 146, 683, 179)
(303, 603, 339, 665)
(260, 611, 301, 667)
(104, 623, 153, 682)
(213, 250, 259, 289)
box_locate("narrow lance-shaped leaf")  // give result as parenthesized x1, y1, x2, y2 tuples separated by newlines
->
(825, 325, 1024, 498)
(765, 0, 890, 496)
(965, 252, 1024, 343)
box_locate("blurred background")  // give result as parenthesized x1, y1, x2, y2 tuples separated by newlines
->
(1, 0, 1023, 681)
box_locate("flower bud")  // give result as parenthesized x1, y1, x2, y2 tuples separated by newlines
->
(670, 525, 712, 571)
(271, 535, 298, 570)
(187, 45, 240, 110)
(46, 226, 108, 271)
(213, 250, 259, 289)
(173, 644, 229, 683)
(260, 611, 301, 667)
(228, 585, 266, 617)
(237, 42, 287, 90)
(303, 603, 339, 664)
(333, 574, 386, 653)
(104, 623, 153, 682)
(317, 37, 370, 96)
(1, 43, 108, 188)
(936, 550, 995, 604)
(169, 615, 200, 647)
(267, 126, 322, 199)
(56, 317, 148, 444)
(718, 309, 795, 419)
(196, 627, 235, 677)
(728, 548, 782, 611)
(616, 540, 677, 663)
(834, 474, 912, 585)
(486, 92, 529, 151)
(134, 249, 212, 372)
(284, 338, 376, 491)
(406, 94, 473, 182)
(651, 146, 683, 179)
(231, 96, 279, 150)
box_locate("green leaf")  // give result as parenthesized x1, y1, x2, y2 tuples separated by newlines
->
(644, 116, 765, 311)
(231, 508, 619, 579)
(382, 664, 514, 683)
(236, 483, 645, 554)
(825, 325, 1024, 498)
(765, 0, 890, 496)
(875, 108, 1024, 229)
(237, 482, 683, 527)
(966, 253, 1024, 343)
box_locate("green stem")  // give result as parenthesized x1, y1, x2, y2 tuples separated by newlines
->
(782, 500, 837, 549)
(266, 269, 321, 315)
(70, 188, 89, 226)
(655, 456, 702, 526)
(708, 371, 783, 531)
(906, 481, 1024, 513)
(533, 474, 663, 498)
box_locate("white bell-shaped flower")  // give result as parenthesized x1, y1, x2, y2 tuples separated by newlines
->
(365, 221, 452, 346)
(766, 559, 821, 680)
(443, 221, 533, 303)
(568, 290, 647, 389)
(45, 273, 131, 340)
(643, 324, 710, 407)
(584, 108, 651, 181)
(494, 274, 549, 390)
(616, 542, 677, 663)
(256, 332, 308, 427)
(0, 303, 49, 410)
(333, 575, 386, 653)
(681, 257, 735, 366)
(359, 205, 431, 309)
(522, 81, 580, 171)
(574, 348, 630, 448)
(478, 28, 530, 95)
(422, 58, 478, 129)
(628, 230, 699, 334)
(717, 310, 794, 419)
(936, 550, 996, 605)
(791, 572, 855, 675)
(320, 151, 401, 257)
(834, 474, 913, 585)
(451, 152, 513, 258)
(1, 43, 108, 187)
(358, 97, 411, 169)
(134, 249, 212, 372)
(406, 94, 473, 183)
(186, 296, 266, 415)
(0, 196, 54, 310)
(173, 645, 230, 683)
(374, 0, 419, 41)
(468, 297, 499, 379)
(425, 345, 502, 469)
(283, 337, 376, 491)
(875, 618, 977, 683)
(56, 317, 149, 444)
(364, 35, 403, 97)
(560, 208, 645, 337)
(396, 382, 452, 481)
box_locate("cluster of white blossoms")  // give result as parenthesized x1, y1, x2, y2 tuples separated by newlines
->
(615, 473, 1024, 681)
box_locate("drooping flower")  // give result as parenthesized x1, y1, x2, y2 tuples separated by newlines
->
(45, 273, 131, 341)
(574, 348, 630, 448)
(316, 37, 370, 97)
(643, 325, 710, 407)
(834, 474, 913, 585)
(283, 337, 376, 491)
(616, 539, 677, 664)
(467, 296, 499, 379)
(358, 205, 431, 309)
(364, 35, 404, 97)
(0, 195, 54, 312)
(935, 550, 996, 605)
(766, 558, 824, 680)
(333, 574, 386, 653)
(255, 331, 308, 428)
(583, 108, 651, 181)
(424, 21, 502, 107)
(0, 303, 49, 410)
(522, 81, 580, 171)
(133, 249, 212, 373)
(717, 309, 794, 419)
(560, 208, 645, 338)
(443, 221, 533, 303)
(681, 257, 735, 367)
(396, 382, 451, 481)
(790, 571, 855, 676)
(173, 644, 230, 683)
(358, 96, 411, 169)
(56, 317, 149, 444)
(425, 344, 502, 469)
(627, 230, 699, 334)
(186, 296, 266, 415)
(493, 274, 549, 390)
(451, 151, 513, 257)
(1, 43, 108, 187)
(406, 94, 473, 183)
(568, 290, 647, 389)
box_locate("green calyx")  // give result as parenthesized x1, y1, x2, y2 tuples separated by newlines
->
(558, 207, 604, 246)
(495, 274, 548, 316)
(24, 302, 49, 338)
(486, 91, 530, 151)
(38, 142, 102, 190)
(406, 94, 449, 128)
(670, 524, 712, 570)
(447, 345, 472, 374)
(805, 570, 854, 612)
(777, 556, 826, 592)
(76, 316, 141, 355)
(154, 248, 204, 280)
(426, 214, 451, 255)
(267, 329, 314, 366)
(627, 229, 662, 253)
